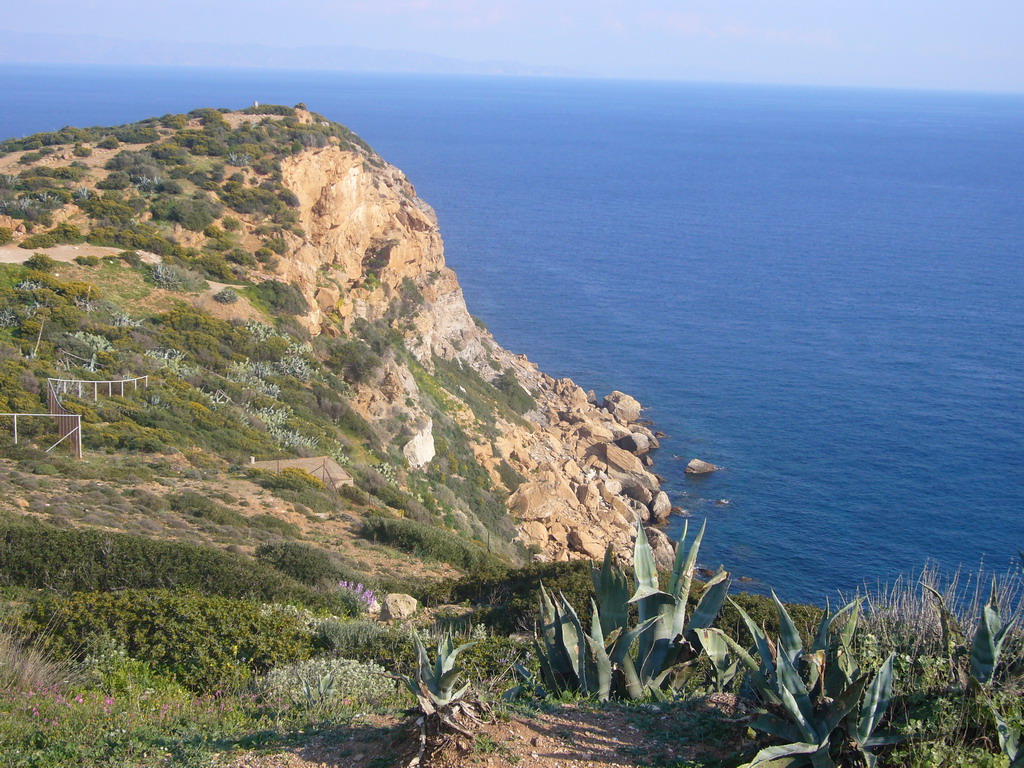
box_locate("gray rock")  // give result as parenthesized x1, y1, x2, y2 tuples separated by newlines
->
(381, 593, 418, 621)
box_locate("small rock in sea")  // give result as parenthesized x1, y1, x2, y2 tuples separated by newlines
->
(655, 431, 667, 439)
(715, 498, 731, 506)
(739, 576, 755, 583)
(685, 458, 721, 474)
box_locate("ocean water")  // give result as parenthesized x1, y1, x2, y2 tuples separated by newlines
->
(3, 65, 1022, 604)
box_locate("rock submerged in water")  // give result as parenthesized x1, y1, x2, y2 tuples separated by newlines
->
(685, 458, 721, 474)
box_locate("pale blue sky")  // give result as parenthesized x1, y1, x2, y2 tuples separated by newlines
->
(3, 0, 1022, 92)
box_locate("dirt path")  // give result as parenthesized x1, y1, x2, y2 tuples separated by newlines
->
(218, 699, 746, 768)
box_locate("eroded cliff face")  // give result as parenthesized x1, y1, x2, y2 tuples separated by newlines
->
(276, 145, 675, 566)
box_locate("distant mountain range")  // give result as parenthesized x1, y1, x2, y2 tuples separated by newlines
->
(0, 30, 581, 77)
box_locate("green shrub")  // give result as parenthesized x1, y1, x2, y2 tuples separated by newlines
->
(315, 620, 530, 685)
(73, 254, 101, 266)
(316, 619, 393, 653)
(252, 279, 308, 315)
(167, 489, 245, 526)
(22, 252, 58, 271)
(255, 541, 356, 587)
(0, 520, 354, 614)
(213, 287, 239, 304)
(21, 589, 314, 689)
(249, 466, 326, 493)
(247, 513, 302, 538)
(0, 227, 12, 245)
(421, 560, 595, 634)
(360, 516, 504, 575)
(493, 369, 535, 415)
(19, 234, 57, 250)
(258, 656, 395, 707)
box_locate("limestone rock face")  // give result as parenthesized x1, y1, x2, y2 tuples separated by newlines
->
(402, 420, 435, 468)
(381, 593, 418, 621)
(686, 458, 722, 474)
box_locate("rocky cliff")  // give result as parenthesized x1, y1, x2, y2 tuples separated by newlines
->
(272, 140, 675, 566)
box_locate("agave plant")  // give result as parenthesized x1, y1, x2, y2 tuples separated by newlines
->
(704, 594, 901, 768)
(534, 519, 731, 701)
(923, 578, 1016, 688)
(398, 633, 485, 766)
(990, 702, 1024, 768)
(927, 578, 1022, 767)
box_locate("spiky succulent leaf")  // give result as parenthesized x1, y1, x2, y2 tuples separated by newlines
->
(739, 741, 824, 768)
(696, 627, 740, 692)
(854, 654, 895, 745)
(772, 590, 804, 667)
(819, 673, 870, 740)
(776, 652, 817, 742)
(970, 581, 1015, 685)
(558, 592, 589, 693)
(730, 597, 779, 686)
(989, 701, 1024, 767)
(593, 546, 630, 636)
(686, 568, 731, 634)
(631, 520, 661, 600)
(922, 583, 967, 658)
(703, 626, 782, 705)
(749, 711, 806, 744)
(670, 519, 707, 636)
(584, 600, 612, 700)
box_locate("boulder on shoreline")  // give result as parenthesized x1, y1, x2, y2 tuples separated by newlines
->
(685, 458, 721, 474)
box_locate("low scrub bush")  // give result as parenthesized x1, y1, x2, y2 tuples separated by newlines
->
(167, 489, 246, 527)
(0, 521, 356, 614)
(247, 513, 302, 538)
(252, 466, 324, 491)
(360, 516, 505, 575)
(251, 279, 308, 315)
(21, 590, 313, 689)
(213, 287, 239, 303)
(258, 657, 395, 708)
(315, 620, 530, 685)
(255, 541, 358, 587)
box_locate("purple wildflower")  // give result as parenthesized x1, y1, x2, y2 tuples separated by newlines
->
(338, 581, 377, 610)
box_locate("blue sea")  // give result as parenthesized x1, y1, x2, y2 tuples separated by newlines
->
(3, 65, 1022, 604)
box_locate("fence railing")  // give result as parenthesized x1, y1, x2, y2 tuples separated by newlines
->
(0, 412, 82, 459)
(47, 375, 149, 401)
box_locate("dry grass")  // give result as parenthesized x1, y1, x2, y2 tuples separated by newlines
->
(856, 558, 1024, 660)
(0, 623, 77, 693)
